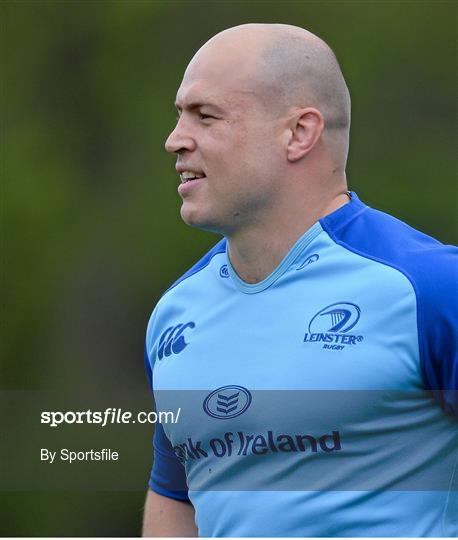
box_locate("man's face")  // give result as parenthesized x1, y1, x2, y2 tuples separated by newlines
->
(165, 47, 286, 235)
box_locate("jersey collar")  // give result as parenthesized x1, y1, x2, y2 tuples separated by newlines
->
(226, 191, 365, 294)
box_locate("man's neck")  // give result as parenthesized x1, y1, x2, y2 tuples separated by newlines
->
(227, 191, 350, 284)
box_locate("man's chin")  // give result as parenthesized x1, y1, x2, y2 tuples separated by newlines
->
(180, 205, 223, 234)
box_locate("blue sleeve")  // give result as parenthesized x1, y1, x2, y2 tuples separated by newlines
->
(415, 250, 458, 415)
(149, 423, 190, 500)
(321, 195, 458, 415)
(144, 344, 190, 500)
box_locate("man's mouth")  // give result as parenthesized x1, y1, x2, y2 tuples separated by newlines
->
(180, 171, 206, 184)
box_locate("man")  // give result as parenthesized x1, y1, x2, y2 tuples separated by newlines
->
(143, 24, 457, 537)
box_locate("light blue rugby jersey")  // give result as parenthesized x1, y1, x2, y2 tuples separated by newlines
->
(145, 192, 458, 537)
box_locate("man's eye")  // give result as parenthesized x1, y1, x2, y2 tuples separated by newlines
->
(199, 114, 213, 120)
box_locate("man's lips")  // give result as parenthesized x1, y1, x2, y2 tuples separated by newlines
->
(179, 173, 207, 184)
(176, 167, 206, 184)
(177, 175, 206, 196)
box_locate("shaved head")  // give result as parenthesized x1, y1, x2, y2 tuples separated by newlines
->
(258, 26, 351, 129)
(166, 23, 351, 237)
(184, 24, 351, 168)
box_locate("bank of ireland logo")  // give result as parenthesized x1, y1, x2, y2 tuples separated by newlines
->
(158, 322, 195, 360)
(203, 385, 252, 419)
(304, 302, 363, 350)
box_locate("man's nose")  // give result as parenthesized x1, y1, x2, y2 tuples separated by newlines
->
(165, 117, 197, 154)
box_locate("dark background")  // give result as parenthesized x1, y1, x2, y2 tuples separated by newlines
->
(2, 0, 457, 536)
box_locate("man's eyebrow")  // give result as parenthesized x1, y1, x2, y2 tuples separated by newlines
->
(174, 100, 225, 113)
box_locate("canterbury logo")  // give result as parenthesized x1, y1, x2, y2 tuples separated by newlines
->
(158, 322, 195, 360)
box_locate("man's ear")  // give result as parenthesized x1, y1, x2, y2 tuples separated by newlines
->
(286, 108, 324, 162)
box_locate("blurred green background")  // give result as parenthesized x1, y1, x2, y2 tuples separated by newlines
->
(2, 0, 457, 536)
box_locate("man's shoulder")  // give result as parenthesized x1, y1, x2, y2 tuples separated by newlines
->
(321, 198, 457, 296)
(161, 237, 227, 299)
(145, 237, 227, 356)
(322, 197, 457, 411)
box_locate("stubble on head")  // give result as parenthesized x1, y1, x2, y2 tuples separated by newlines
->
(170, 23, 351, 237)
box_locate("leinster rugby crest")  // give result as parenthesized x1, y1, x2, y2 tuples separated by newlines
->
(303, 302, 364, 351)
